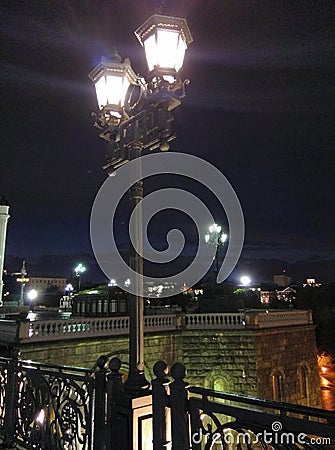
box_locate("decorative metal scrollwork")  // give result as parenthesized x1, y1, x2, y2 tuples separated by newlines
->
(0, 358, 94, 450)
(0, 366, 7, 431)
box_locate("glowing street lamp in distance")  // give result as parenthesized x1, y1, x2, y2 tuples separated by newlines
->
(65, 283, 74, 293)
(74, 263, 86, 291)
(74, 263, 86, 275)
(27, 289, 38, 313)
(240, 276, 251, 286)
(27, 289, 38, 301)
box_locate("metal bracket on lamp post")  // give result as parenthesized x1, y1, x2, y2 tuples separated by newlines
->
(93, 90, 184, 175)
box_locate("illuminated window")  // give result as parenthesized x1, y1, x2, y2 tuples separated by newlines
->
(271, 369, 284, 402)
(213, 377, 225, 392)
(298, 363, 310, 404)
(212, 376, 229, 404)
(110, 299, 117, 313)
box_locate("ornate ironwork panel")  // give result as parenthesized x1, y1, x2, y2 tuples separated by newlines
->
(0, 362, 8, 433)
(0, 357, 94, 450)
(188, 387, 335, 450)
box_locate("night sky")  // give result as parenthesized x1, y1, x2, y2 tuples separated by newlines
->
(1, 0, 334, 282)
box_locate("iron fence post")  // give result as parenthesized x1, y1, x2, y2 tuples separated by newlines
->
(106, 357, 123, 450)
(94, 355, 108, 450)
(170, 363, 190, 450)
(152, 361, 171, 450)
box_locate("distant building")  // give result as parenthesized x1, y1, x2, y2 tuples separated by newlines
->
(261, 287, 296, 305)
(276, 286, 296, 303)
(273, 274, 291, 287)
(304, 278, 321, 287)
(72, 285, 128, 317)
(260, 291, 277, 305)
(29, 276, 67, 293)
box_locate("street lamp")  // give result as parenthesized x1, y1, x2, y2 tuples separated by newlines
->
(16, 260, 29, 306)
(89, 10, 192, 393)
(74, 263, 86, 291)
(205, 223, 228, 283)
(240, 275, 251, 287)
(27, 288, 37, 310)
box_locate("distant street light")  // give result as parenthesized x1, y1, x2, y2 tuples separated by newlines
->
(74, 263, 86, 291)
(205, 224, 228, 282)
(89, 8, 192, 392)
(27, 288, 37, 310)
(65, 283, 74, 294)
(240, 275, 251, 286)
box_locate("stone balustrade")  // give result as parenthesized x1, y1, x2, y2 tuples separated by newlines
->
(245, 309, 313, 328)
(7, 310, 313, 344)
(18, 314, 177, 343)
(185, 312, 245, 329)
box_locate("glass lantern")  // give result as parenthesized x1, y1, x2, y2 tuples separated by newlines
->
(135, 14, 193, 80)
(89, 52, 138, 121)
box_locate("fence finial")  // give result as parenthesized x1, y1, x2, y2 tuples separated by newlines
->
(153, 360, 169, 379)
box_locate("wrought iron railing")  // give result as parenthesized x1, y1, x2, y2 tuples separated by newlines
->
(1, 354, 333, 450)
(188, 388, 335, 450)
(0, 354, 95, 450)
(151, 360, 335, 450)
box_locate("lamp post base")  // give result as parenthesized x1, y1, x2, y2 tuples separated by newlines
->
(124, 369, 150, 394)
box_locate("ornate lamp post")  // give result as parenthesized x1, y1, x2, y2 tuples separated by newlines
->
(17, 260, 29, 306)
(205, 224, 228, 283)
(74, 263, 86, 292)
(89, 11, 192, 392)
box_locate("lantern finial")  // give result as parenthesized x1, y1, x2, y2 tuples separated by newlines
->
(107, 49, 122, 64)
(158, 0, 169, 15)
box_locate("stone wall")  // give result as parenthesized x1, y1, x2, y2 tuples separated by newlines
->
(16, 324, 321, 407)
(255, 324, 322, 407)
(19, 333, 179, 381)
(178, 330, 258, 397)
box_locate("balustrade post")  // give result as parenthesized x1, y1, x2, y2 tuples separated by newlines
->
(94, 355, 108, 450)
(175, 312, 185, 330)
(170, 363, 190, 450)
(3, 349, 20, 447)
(106, 357, 123, 450)
(152, 361, 171, 450)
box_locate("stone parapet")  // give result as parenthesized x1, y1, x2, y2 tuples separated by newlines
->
(0, 310, 313, 345)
